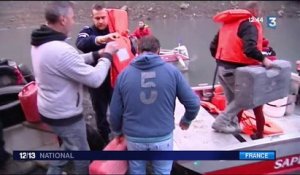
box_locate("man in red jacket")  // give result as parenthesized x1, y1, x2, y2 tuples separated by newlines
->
(131, 20, 152, 39)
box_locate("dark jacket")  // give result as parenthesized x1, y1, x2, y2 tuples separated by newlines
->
(210, 20, 265, 67)
(76, 25, 110, 53)
(31, 25, 67, 46)
(109, 53, 200, 142)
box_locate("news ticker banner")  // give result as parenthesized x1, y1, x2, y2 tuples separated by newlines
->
(13, 150, 275, 161)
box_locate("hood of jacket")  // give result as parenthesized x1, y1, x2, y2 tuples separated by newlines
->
(131, 52, 165, 70)
(31, 25, 67, 46)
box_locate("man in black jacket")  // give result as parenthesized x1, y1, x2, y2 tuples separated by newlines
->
(76, 4, 119, 144)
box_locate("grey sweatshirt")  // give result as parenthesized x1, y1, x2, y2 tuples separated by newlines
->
(31, 40, 111, 120)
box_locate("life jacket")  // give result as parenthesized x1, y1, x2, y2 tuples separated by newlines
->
(107, 9, 129, 37)
(213, 9, 263, 65)
(110, 37, 135, 87)
(199, 85, 284, 136)
(106, 9, 135, 87)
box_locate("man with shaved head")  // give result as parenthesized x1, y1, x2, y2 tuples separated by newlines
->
(209, 1, 272, 139)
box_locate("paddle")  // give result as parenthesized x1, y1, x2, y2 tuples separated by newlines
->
(208, 61, 219, 102)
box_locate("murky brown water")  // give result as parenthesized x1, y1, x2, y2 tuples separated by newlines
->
(1, 17, 300, 175)
(0, 18, 299, 86)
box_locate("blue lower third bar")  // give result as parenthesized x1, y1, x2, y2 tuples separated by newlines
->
(239, 151, 275, 160)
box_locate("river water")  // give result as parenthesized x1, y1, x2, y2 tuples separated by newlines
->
(0, 18, 299, 86)
(1, 14, 300, 175)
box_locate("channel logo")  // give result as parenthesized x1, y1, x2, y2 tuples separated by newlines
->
(267, 16, 277, 29)
(239, 151, 276, 160)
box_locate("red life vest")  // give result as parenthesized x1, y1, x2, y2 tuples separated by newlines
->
(107, 9, 129, 37)
(110, 37, 135, 87)
(214, 9, 263, 65)
(106, 9, 135, 87)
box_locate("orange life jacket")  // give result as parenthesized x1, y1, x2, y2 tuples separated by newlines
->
(107, 9, 129, 37)
(199, 85, 283, 136)
(106, 9, 135, 87)
(110, 37, 135, 87)
(213, 9, 263, 65)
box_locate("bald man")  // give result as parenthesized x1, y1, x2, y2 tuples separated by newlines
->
(209, 1, 272, 139)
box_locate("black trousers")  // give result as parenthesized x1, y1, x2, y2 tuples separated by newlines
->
(89, 75, 113, 143)
(0, 121, 5, 155)
(0, 121, 9, 163)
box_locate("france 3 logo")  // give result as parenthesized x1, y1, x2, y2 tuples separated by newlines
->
(266, 16, 277, 29)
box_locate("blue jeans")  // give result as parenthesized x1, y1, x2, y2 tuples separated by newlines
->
(46, 117, 90, 175)
(126, 137, 173, 175)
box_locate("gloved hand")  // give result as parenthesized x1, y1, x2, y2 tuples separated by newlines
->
(92, 49, 105, 64)
(269, 47, 276, 56)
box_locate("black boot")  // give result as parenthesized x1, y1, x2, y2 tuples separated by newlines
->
(0, 151, 10, 168)
(250, 132, 263, 140)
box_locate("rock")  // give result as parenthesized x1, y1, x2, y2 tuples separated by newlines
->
(9, 18, 15, 22)
(103, 1, 109, 6)
(180, 2, 189, 10)
(120, 5, 128, 11)
(277, 10, 284, 17)
(287, 13, 293, 18)
(148, 7, 153, 12)
(230, 1, 238, 6)
(146, 16, 151, 21)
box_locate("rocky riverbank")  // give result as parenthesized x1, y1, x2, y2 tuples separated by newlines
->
(0, 1, 299, 29)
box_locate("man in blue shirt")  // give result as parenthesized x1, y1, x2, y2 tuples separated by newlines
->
(109, 35, 200, 174)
